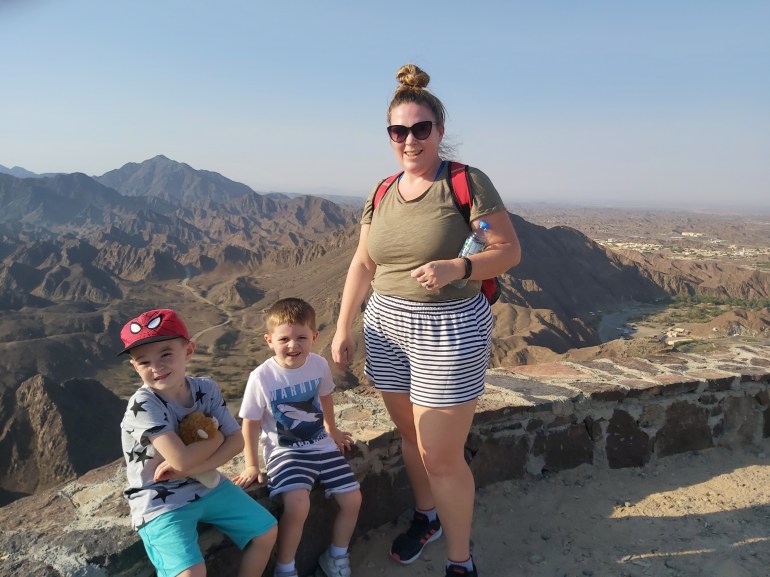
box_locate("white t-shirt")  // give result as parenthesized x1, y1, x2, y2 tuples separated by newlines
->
(239, 353, 337, 463)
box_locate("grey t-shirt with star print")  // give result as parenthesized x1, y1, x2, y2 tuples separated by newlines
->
(120, 376, 239, 529)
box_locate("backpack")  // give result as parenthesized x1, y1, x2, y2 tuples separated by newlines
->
(373, 161, 502, 304)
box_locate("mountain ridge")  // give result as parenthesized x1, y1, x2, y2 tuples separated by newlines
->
(0, 155, 768, 506)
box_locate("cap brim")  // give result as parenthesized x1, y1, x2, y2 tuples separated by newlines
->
(118, 335, 185, 356)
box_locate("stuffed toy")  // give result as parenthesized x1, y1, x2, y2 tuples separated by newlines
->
(178, 411, 221, 488)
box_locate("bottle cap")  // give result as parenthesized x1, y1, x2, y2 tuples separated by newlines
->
(479, 221, 490, 230)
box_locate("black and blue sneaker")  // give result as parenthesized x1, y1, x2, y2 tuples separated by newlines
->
(389, 510, 443, 565)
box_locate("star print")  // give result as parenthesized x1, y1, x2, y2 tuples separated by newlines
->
(153, 486, 175, 503)
(136, 517, 149, 530)
(146, 425, 165, 436)
(130, 399, 147, 416)
(189, 494, 202, 502)
(125, 450, 134, 462)
(134, 447, 151, 466)
(195, 390, 206, 403)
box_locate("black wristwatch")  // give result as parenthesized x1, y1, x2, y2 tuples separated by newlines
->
(461, 257, 472, 280)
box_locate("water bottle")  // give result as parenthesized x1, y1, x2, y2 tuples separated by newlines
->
(450, 221, 489, 288)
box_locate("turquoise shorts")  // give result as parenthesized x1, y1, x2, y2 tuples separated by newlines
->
(138, 480, 276, 577)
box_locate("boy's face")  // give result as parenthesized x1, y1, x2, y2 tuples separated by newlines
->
(129, 337, 194, 391)
(265, 322, 318, 369)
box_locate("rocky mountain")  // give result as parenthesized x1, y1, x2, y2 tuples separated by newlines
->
(616, 249, 770, 300)
(1, 155, 769, 507)
(0, 374, 125, 505)
(96, 154, 256, 204)
(0, 164, 53, 179)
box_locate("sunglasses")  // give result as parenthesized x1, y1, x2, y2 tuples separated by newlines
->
(387, 120, 438, 143)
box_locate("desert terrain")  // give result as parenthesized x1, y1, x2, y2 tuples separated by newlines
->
(348, 439, 770, 577)
(1, 158, 770, 576)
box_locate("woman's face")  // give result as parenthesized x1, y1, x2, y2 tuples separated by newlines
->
(388, 102, 443, 176)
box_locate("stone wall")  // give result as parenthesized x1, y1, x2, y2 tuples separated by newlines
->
(1, 343, 768, 577)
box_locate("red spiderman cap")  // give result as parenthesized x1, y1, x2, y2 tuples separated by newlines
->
(119, 308, 190, 355)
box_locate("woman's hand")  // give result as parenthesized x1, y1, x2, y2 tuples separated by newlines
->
(331, 329, 355, 371)
(411, 259, 463, 291)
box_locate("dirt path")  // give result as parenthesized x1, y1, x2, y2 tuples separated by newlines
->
(349, 440, 770, 577)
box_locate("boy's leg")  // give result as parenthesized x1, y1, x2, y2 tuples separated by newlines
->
(318, 490, 358, 577)
(177, 564, 207, 577)
(330, 489, 362, 549)
(276, 489, 311, 564)
(238, 525, 278, 577)
(197, 481, 277, 576)
(138, 505, 207, 577)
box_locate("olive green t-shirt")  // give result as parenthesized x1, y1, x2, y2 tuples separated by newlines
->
(361, 164, 506, 302)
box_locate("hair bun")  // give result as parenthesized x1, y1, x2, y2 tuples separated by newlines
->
(396, 64, 430, 90)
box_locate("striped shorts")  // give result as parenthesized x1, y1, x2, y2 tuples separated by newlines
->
(363, 292, 492, 408)
(266, 448, 360, 499)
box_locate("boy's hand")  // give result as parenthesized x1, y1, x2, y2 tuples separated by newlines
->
(232, 466, 265, 489)
(329, 428, 354, 453)
(154, 460, 181, 483)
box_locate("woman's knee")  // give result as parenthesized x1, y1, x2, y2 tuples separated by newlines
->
(381, 393, 418, 442)
(421, 450, 464, 478)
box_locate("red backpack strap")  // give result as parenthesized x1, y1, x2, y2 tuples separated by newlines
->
(447, 161, 501, 304)
(447, 161, 471, 224)
(373, 172, 403, 209)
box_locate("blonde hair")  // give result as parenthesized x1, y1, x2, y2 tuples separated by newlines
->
(265, 298, 317, 333)
(387, 64, 447, 127)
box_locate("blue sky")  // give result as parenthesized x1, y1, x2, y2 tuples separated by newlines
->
(2, 1, 768, 209)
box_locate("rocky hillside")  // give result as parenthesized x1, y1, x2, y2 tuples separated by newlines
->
(617, 249, 770, 300)
(0, 375, 124, 506)
(1, 156, 769, 507)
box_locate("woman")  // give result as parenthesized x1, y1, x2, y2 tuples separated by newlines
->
(332, 64, 521, 577)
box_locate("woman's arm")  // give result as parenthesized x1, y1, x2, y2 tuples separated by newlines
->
(411, 209, 521, 289)
(331, 224, 376, 369)
(465, 209, 521, 281)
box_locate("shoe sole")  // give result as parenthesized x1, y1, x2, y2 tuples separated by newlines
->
(316, 555, 351, 577)
(389, 526, 443, 565)
(315, 566, 350, 577)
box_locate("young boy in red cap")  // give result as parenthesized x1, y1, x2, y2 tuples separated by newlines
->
(119, 308, 277, 577)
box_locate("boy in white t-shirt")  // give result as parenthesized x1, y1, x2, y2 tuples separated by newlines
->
(233, 298, 361, 577)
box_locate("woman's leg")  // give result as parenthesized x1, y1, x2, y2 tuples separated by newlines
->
(413, 399, 477, 564)
(381, 392, 434, 509)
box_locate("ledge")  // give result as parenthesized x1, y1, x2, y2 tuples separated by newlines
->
(1, 342, 768, 576)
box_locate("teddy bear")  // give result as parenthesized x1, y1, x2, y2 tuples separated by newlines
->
(177, 411, 221, 488)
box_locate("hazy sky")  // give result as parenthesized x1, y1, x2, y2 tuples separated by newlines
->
(2, 1, 768, 209)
